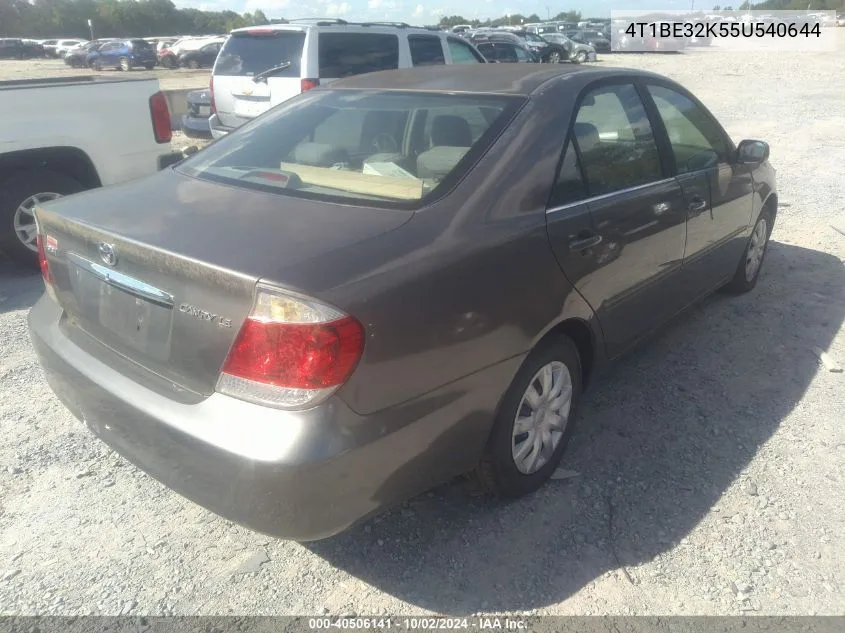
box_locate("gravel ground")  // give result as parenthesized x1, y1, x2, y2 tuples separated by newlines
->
(0, 57, 209, 91)
(1, 33, 844, 618)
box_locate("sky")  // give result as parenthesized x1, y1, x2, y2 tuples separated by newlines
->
(174, 0, 717, 26)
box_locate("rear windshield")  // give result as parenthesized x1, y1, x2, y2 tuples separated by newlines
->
(215, 31, 305, 77)
(177, 89, 524, 209)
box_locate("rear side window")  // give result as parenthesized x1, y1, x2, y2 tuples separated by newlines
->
(319, 33, 399, 77)
(215, 31, 305, 77)
(447, 38, 483, 63)
(409, 35, 445, 66)
(130, 39, 152, 50)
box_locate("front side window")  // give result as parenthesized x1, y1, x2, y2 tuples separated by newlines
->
(319, 33, 399, 77)
(409, 35, 445, 66)
(513, 46, 530, 61)
(447, 37, 483, 63)
(495, 44, 518, 63)
(475, 42, 495, 61)
(646, 84, 730, 173)
(573, 83, 662, 196)
(178, 90, 523, 207)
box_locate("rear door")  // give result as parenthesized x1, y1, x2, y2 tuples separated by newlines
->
(213, 28, 307, 129)
(545, 81, 688, 359)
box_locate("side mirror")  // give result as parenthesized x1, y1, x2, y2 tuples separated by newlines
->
(736, 139, 769, 164)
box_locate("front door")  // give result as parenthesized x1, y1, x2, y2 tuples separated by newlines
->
(643, 82, 756, 295)
(545, 82, 688, 359)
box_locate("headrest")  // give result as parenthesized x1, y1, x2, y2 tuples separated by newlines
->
(430, 115, 473, 147)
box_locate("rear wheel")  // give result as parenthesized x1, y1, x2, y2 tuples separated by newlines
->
(144, 62, 155, 70)
(187, 59, 200, 69)
(574, 50, 588, 63)
(119, 56, 131, 71)
(546, 50, 561, 63)
(0, 170, 85, 268)
(473, 337, 582, 497)
(89, 58, 102, 71)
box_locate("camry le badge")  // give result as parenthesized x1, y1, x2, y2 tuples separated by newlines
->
(98, 242, 118, 267)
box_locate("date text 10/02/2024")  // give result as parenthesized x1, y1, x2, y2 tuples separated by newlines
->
(307, 617, 530, 630)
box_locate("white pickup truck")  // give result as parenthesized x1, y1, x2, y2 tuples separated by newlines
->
(0, 75, 183, 267)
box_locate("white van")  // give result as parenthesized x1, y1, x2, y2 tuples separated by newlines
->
(208, 20, 487, 139)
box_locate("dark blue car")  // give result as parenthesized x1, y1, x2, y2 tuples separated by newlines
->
(86, 39, 157, 71)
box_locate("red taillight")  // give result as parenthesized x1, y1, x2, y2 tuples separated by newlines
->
(222, 317, 364, 390)
(36, 235, 51, 283)
(217, 286, 364, 409)
(209, 75, 216, 114)
(301, 78, 319, 93)
(149, 91, 172, 144)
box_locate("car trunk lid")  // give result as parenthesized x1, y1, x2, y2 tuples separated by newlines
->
(36, 169, 412, 397)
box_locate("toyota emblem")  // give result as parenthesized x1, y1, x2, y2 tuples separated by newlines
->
(98, 242, 118, 267)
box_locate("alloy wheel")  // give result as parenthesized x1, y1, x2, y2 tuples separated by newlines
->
(13, 192, 62, 252)
(745, 217, 768, 282)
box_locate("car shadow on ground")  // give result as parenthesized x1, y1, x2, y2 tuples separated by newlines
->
(307, 240, 845, 614)
(0, 257, 42, 315)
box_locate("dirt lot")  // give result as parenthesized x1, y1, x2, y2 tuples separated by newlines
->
(1, 33, 844, 618)
(0, 57, 210, 91)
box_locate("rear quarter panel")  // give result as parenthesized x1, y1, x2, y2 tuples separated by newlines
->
(0, 79, 168, 186)
(265, 81, 604, 416)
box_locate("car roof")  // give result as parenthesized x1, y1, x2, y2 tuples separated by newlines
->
(229, 22, 445, 36)
(328, 64, 655, 96)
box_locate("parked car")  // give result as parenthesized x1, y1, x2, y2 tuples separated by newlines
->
(177, 40, 223, 69)
(28, 64, 776, 541)
(509, 29, 572, 63)
(209, 20, 486, 139)
(0, 75, 180, 267)
(542, 33, 597, 63)
(181, 88, 213, 138)
(55, 39, 88, 58)
(64, 40, 112, 68)
(40, 39, 60, 57)
(87, 39, 157, 71)
(0, 38, 44, 59)
(473, 39, 540, 63)
(21, 39, 47, 57)
(159, 36, 221, 68)
(569, 29, 611, 53)
(836, 12, 845, 26)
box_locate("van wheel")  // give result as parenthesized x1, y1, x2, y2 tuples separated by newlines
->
(0, 170, 85, 268)
(472, 337, 582, 497)
(187, 59, 200, 69)
(119, 57, 131, 71)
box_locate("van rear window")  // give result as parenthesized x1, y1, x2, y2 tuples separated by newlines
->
(318, 33, 399, 78)
(215, 31, 305, 77)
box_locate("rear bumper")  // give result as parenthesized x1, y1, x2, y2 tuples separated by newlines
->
(208, 114, 234, 140)
(181, 114, 212, 139)
(28, 296, 516, 541)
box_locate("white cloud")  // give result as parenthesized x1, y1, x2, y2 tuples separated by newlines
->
(412, 4, 424, 17)
(326, 1, 351, 14)
(368, 0, 381, 7)
(242, 0, 291, 11)
(430, 7, 443, 16)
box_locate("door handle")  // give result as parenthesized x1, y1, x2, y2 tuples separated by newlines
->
(569, 233, 602, 252)
(688, 196, 708, 212)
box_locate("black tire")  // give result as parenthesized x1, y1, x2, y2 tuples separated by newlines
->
(545, 49, 562, 63)
(187, 59, 200, 69)
(473, 336, 583, 497)
(119, 56, 131, 71)
(144, 62, 155, 70)
(722, 208, 774, 295)
(0, 170, 85, 268)
(89, 59, 102, 71)
(574, 50, 588, 63)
